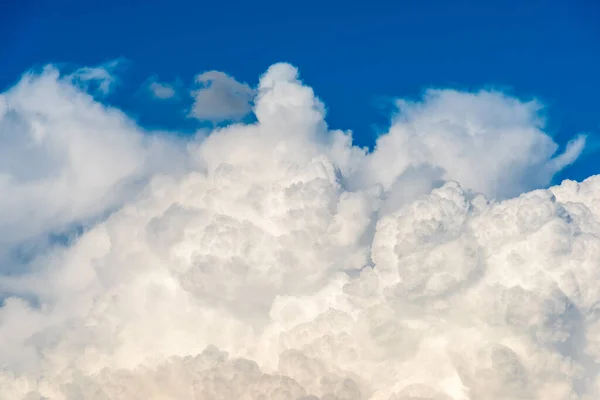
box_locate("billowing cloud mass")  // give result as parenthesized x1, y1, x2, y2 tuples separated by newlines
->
(0, 62, 597, 400)
(190, 70, 254, 122)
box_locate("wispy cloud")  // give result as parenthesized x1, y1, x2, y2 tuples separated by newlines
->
(67, 58, 124, 96)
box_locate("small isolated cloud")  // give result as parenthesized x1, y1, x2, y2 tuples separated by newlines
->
(148, 80, 176, 100)
(189, 70, 254, 123)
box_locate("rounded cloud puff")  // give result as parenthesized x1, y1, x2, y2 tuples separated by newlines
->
(0, 62, 597, 400)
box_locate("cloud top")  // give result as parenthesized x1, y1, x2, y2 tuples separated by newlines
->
(358, 89, 585, 200)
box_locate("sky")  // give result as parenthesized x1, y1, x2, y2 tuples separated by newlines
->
(2, 0, 599, 182)
(4, 1, 600, 399)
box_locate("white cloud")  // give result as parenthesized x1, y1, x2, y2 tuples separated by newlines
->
(353, 89, 586, 201)
(0, 62, 599, 400)
(0, 64, 186, 264)
(148, 80, 176, 100)
(189, 70, 254, 122)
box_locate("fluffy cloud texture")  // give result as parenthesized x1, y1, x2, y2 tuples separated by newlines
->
(0, 62, 597, 400)
(0, 65, 185, 266)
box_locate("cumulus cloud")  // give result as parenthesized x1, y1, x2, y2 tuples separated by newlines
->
(0, 64, 186, 267)
(148, 79, 176, 100)
(354, 89, 586, 201)
(0, 61, 598, 400)
(189, 70, 254, 122)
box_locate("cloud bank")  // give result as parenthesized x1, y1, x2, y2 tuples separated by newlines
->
(0, 62, 597, 400)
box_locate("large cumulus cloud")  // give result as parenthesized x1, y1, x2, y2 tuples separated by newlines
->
(0, 61, 598, 400)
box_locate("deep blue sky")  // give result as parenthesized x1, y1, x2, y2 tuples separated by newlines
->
(2, 0, 599, 183)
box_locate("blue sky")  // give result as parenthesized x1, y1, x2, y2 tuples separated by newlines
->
(2, 0, 599, 183)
